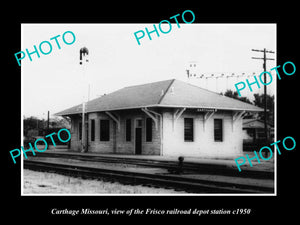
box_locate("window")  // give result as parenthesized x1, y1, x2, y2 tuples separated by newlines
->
(125, 119, 131, 142)
(79, 122, 82, 140)
(100, 119, 110, 141)
(184, 118, 194, 141)
(91, 119, 95, 141)
(214, 119, 223, 141)
(137, 119, 142, 127)
(146, 118, 153, 142)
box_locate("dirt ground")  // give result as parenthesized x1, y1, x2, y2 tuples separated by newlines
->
(22, 169, 187, 195)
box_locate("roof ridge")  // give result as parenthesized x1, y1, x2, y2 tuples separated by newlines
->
(123, 79, 175, 89)
(157, 79, 176, 104)
(180, 79, 223, 96)
(176, 79, 257, 106)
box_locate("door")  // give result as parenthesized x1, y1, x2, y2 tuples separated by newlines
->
(135, 128, 142, 155)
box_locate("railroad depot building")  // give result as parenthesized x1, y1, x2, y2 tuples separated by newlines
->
(56, 79, 263, 159)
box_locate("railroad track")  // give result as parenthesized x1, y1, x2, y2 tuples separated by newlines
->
(26, 152, 274, 180)
(24, 159, 274, 194)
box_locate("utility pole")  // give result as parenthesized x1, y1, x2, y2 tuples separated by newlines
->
(80, 47, 89, 153)
(47, 111, 49, 131)
(251, 48, 274, 153)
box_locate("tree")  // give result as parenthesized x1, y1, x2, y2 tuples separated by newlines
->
(23, 116, 45, 136)
(253, 93, 274, 125)
(49, 117, 70, 129)
(23, 116, 70, 137)
(221, 90, 252, 104)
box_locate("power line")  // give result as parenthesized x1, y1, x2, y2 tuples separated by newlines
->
(185, 62, 268, 79)
(185, 59, 275, 95)
(186, 70, 262, 79)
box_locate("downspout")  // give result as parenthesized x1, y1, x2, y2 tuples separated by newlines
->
(144, 107, 164, 156)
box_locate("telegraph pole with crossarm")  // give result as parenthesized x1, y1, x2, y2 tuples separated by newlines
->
(251, 48, 275, 149)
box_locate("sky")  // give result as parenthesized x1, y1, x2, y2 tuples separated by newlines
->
(22, 23, 276, 119)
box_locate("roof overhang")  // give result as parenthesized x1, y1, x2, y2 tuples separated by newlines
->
(55, 104, 263, 117)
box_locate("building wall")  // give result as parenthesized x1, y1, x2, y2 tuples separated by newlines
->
(162, 109, 244, 159)
(69, 115, 82, 151)
(69, 109, 161, 155)
(69, 108, 243, 159)
(87, 112, 115, 153)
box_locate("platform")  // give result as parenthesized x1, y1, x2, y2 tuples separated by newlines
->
(36, 145, 275, 173)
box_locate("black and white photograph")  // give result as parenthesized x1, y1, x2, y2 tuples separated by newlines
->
(4, 3, 298, 220)
(21, 23, 276, 195)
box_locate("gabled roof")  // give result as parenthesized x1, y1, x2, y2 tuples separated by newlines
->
(55, 79, 263, 116)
